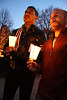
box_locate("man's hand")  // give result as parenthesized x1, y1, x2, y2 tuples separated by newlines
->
(2, 47, 16, 56)
(27, 59, 39, 72)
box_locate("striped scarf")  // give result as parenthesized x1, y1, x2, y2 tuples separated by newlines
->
(14, 26, 23, 51)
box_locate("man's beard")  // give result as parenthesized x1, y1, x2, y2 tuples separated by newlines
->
(51, 22, 63, 31)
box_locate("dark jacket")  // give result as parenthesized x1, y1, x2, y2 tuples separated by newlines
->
(11, 25, 47, 69)
(38, 28, 67, 100)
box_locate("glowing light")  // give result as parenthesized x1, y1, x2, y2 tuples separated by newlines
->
(43, 10, 45, 12)
(0, 50, 4, 57)
(29, 44, 41, 61)
(9, 36, 17, 47)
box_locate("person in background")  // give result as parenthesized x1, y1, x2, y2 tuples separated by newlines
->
(0, 25, 10, 57)
(2, 6, 47, 100)
(0, 25, 10, 78)
(27, 8, 67, 100)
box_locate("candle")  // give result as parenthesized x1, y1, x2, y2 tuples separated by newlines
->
(9, 36, 17, 47)
(29, 44, 41, 60)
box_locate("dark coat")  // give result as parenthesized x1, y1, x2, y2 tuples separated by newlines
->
(11, 25, 47, 69)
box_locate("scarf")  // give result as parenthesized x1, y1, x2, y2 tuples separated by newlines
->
(14, 25, 25, 51)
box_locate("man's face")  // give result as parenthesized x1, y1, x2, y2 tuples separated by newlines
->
(50, 9, 66, 31)
(23, 8, 38, 25)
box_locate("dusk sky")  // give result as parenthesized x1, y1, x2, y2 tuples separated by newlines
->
(0, 0, 67, 30)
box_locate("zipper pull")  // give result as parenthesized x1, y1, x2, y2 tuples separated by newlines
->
(50, 49, 53, 56)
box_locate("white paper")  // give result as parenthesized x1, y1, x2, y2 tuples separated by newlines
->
(29, 43, 41, 60)
(9, 36, 17, 47)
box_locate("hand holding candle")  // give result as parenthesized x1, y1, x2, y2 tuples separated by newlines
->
(27, 59, 39, 72)
(1, 36, 17, 56)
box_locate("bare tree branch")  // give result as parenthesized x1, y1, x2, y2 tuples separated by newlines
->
(35, 5, 58, 30)
(0, 8, 13, 29)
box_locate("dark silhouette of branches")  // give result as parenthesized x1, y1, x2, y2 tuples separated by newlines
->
(35, 5, 58, 39)
(0, 8, 13, 29)
(35, 6, 56, 30)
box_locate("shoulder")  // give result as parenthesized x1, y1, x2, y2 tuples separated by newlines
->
(12, 28, 19, 36)
(35, 27, 45, 34)
(35, 27, 47, 41)
(43, 38, 52, 46)
(35, 27, 46, 37)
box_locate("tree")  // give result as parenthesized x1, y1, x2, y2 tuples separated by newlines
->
(36, 6, 57, 30)
(0, 8, 13, 29)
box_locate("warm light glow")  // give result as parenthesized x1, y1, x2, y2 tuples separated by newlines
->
(29, 44, 41, 60)
(9, 36, 17, 47)
(0, 50, 4, 57)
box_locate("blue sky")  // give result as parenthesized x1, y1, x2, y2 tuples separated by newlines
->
(0, 0, 67, 29)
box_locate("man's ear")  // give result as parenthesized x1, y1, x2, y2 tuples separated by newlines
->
(35, 16, 38, 21)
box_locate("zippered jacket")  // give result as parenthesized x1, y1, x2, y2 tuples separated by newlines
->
(38, 28, 67, 100)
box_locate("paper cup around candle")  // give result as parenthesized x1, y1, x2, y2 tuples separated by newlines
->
(29, 44, 41, 60)
(9, 36, 17, 47)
